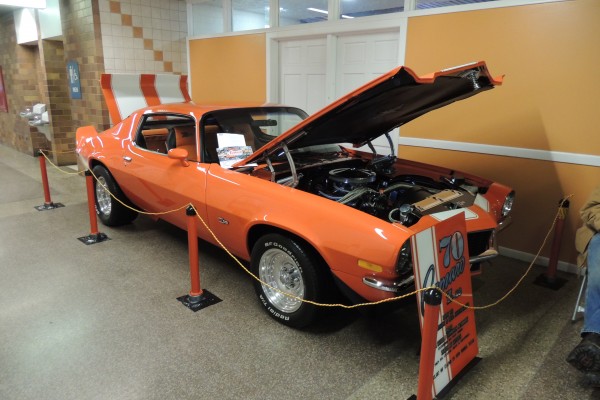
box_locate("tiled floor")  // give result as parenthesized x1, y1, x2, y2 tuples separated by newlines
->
(0, 144, 594, 399)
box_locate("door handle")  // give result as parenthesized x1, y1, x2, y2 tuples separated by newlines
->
(123, 156, 132, 163)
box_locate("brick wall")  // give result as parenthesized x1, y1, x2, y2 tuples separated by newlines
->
(0, 12, 49, 156)
(38, 38, 77, 164)
(60, 0, 110, 163)
(0, 0, 187, 164)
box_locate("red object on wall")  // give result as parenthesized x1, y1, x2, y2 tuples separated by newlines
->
(0, 66, 8, 112)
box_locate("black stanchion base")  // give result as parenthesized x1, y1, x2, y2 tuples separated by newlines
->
(177, 290, 222, 312)
(533, 273, 568, 290)
(34, 202, 65, 211)
(408, 357, 482, 400)
(77, 233, 110, 245)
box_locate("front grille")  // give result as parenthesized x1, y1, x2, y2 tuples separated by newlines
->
(467, 230, 493, 259)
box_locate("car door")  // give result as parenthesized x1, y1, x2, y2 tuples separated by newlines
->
(117, 112, 212, 240)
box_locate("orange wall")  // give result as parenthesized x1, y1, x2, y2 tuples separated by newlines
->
(403, 0, 600, 263)
(188, 1, 600, 264)
(188, 33, 266, 104)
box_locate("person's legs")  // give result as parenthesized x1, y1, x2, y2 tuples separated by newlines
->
(583, 233, 600, 334)
(568, 233, 600, 375)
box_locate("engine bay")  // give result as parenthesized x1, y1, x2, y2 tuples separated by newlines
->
(262, 152, 481, 227)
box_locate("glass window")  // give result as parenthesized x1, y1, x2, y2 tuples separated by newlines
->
(416, 0, 498, 10)
(191, 0, 223, 36)
(135, 114, 197, 160)
(279, 0, 329, 26)
(233, 0, 269, 31)
(201, 107, 307, 163)
(340, 0, 405, 19)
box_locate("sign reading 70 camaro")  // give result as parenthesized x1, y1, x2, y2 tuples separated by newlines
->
(413, 212, 478, 397)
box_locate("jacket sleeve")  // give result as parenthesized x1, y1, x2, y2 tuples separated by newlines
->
(581, 185, 600, 233)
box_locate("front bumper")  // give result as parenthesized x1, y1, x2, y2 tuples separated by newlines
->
(362, 228, 500, 293)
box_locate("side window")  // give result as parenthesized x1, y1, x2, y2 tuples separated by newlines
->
(167, 125, 199, 162)
(135, 127, 170, 154)
(202, 123, 221, 163)
(134, 114, 198, 161)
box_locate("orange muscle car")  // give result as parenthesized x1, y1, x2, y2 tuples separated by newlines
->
(76, 62, 514, 328)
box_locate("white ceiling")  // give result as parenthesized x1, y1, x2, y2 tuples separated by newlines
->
(0, 0, 46, 16)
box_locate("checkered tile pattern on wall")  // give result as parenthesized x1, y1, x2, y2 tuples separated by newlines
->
(99, 0, 188, 74)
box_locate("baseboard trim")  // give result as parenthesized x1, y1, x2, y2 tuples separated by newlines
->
(499, 246, 581, 275)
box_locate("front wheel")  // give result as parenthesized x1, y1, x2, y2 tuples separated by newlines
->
(92, 165, 138, 226)
(251, 233, 326, 329)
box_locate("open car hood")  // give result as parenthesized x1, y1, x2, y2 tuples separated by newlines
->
(235, 61, 502, 167)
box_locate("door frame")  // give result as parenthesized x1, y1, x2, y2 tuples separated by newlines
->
(266, 16, 408, 107)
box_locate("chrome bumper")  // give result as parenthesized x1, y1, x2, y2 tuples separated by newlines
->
(362, 275, 414, 293)
(497, 215, 512, 232)
(363, 228, 500, 292)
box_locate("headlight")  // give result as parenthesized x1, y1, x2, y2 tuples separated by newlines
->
(396, 240, 413, 276)
(502, 191, 515, 217)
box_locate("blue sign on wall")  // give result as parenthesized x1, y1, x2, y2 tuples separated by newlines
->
(67, 60, 82, 99)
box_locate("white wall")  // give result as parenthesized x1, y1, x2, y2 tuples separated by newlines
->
(38, 0, 62, 40)
(14, 8, 38, 45)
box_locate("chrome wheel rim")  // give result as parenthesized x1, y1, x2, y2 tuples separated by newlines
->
(259, 248, 304, 313)
(95, 176, 112, 216)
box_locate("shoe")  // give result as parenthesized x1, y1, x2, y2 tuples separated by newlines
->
(583, 372, 600, 388)
(567, 333, 600, 372)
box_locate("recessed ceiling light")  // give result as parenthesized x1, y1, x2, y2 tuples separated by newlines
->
(307, 7, 328, 15)
(0, 0, 46, 8)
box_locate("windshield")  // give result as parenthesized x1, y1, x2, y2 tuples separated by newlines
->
(201, 107, 308, 164)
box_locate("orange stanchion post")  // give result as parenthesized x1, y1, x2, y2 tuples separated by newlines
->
(86, 171, 99, 235)
(415, 288, 442, 400)
(34, 150, 64, 211)
(534, 198, 569, 290)
(186, 205, 203, 302)
(177, 205, 221, 311)
(39, 151, 52, 205)
(77, 170, 108, 245)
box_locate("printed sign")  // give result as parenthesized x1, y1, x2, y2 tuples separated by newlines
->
(216, 133, 255, 168)
(412, 212, 478, 397)
(67, 60, 81, 99)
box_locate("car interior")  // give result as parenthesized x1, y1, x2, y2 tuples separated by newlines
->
(134, 114, 198, 161)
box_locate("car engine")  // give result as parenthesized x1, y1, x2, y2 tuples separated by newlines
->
(292, 158, 478, 227)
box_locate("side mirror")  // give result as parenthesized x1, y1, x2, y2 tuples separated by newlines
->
(168, 148, 189, 167)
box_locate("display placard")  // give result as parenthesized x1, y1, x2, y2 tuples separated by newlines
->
(67, 60, 82, 99)
(412, 212, 478, 397)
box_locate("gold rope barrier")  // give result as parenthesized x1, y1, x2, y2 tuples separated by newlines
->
(39, 150, 84, 176)
(41, 153, 573, 311)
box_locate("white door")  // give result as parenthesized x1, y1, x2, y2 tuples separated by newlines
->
(336, 31, 400, 155)
(279, 38, 327, 115)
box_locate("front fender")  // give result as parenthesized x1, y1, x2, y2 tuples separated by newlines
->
(205, 166, 411, 280)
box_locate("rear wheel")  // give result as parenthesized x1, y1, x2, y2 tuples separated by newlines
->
(92, 165, 138, 226)
(251, 233, 326, 328)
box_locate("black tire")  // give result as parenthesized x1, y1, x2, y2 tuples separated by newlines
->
(92, 165, 138, 226)
(251, 233, 326, 329)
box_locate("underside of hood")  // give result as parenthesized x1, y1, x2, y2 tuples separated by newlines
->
(236, 61, 502, 167)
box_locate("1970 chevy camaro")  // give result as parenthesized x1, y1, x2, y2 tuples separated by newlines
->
(76, 62, 514, 328)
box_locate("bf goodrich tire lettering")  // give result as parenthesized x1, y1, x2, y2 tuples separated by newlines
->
(251, 233, 326, 328)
